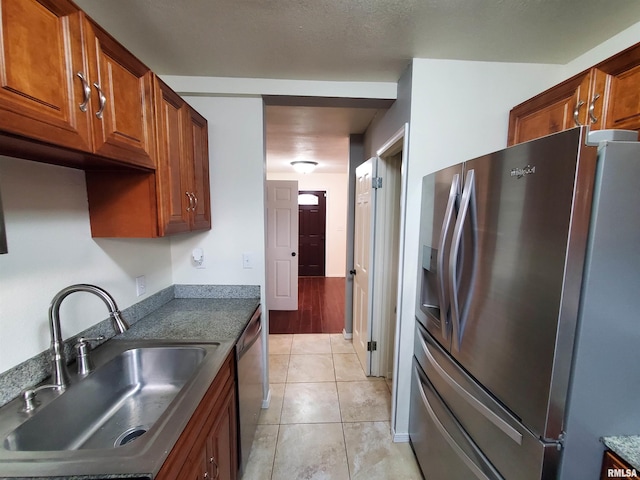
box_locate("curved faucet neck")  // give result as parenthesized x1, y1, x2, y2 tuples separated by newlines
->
(48, 284, 129, 388)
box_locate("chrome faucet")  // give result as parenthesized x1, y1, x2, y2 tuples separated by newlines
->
(48, 284, 129, 389)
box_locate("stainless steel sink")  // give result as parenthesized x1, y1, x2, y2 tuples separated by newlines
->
(4, 345, 209, 451)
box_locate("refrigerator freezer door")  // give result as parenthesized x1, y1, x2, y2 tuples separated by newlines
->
(414, 323, 554, 480)
(450, 128, 597, 439)
(416, 164, 463, 349)
(410, 358, 504, 480)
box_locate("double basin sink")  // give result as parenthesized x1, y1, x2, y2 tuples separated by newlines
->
(0, 339, 227, 478)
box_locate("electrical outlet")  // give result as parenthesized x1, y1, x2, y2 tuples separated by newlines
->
(135, 275, 146, 297)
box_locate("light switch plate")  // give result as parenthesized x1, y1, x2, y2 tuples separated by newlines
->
(135, 275, 146, 297)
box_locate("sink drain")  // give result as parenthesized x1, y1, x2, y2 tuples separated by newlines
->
(115, 426, 148, 447)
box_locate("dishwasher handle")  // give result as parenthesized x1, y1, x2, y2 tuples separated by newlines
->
(237, 306, 262, 359)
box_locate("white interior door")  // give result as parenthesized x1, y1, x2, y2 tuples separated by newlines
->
(266, 180, 299, 311)
(353, 158, 376, 374)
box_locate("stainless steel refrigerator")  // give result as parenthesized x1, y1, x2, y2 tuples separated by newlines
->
(409, 127, 640, 479)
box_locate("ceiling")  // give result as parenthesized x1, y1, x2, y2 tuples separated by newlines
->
(75, 0, 640, 173)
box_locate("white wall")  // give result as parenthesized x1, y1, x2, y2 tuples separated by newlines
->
(0, 157, 173, 374)
(561, 20, 640, 78)
(266, 172, 348, 277)
(170, 96, 266, 289)
(391, 59, 564, 436)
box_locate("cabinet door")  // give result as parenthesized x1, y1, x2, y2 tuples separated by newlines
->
(602, 64, 640, 132)
(601, 451, 640, 479)
(207, 388, 238, 480)
(155, 79, 191, 235)
(85, 18, 155, 169)
(507, 72, 589, 146)
(186, 106, 211, 231)
(0, 0, 92, 151)
(183, 444, 210, 480)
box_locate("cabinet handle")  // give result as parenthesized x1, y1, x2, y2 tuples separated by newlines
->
(210, 456, 219, 478)
(589, 93, 601, 124)
(185, 192, 194, 212)
(573, 100, 585, 126)
(76, 72, 91, 112)
(93, 83, 106, 119)
(203, 472, 209, 479)
(191, 193, 198, 211)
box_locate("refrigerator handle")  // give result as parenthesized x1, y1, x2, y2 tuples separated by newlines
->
(449, 169, 478, 351)
(436, 174, 460, 340)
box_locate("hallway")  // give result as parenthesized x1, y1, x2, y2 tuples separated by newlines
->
(241, 333, 422, 480)
(269, 277, 345, 334)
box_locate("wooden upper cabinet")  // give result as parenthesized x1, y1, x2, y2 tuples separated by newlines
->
(186, 106, 212, 232)
(155, 79, 191, 235)
(508, 42, 640, 146)
(596, 44, 640, 132)
(508, 72, 591, 146)
(0, 0, 92, 152)
(155, 77, 210, 236)
(0, 0, 155, 168)
(87, 78, 211, 238)
(84, 18, 155, 169)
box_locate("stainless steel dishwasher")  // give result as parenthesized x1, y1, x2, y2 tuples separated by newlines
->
(236, 305, 263, 475)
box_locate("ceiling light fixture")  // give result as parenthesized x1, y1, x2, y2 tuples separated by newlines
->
(290, 160, 318, 174)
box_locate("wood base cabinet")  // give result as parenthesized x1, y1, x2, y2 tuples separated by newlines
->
(601, 451, 639, 479)
(157, 353, 238, 480)
(509, 42, 640, 146)
(0, 0, 155, 169)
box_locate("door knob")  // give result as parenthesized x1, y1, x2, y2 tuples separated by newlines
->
(291, 252, 296, 257)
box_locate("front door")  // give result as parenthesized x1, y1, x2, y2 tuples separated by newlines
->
(352, 159, 376, 374)
(266, 180, 299, 310)
(298, 190, 326, 277)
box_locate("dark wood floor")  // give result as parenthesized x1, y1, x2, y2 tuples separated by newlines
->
(269, 277, 345, 334)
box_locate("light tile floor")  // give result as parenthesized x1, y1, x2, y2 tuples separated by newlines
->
(241, 333, 423, 480)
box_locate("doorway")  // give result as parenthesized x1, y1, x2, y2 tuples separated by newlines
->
(298, 190, 326, 277)
(351, 125, 408, 389)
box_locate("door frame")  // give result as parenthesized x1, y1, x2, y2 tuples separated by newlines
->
(372, 124, 410, 437)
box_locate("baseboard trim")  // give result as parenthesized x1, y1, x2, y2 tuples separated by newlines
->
(393, 432, 410, 443)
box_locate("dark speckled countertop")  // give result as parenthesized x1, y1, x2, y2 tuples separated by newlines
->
(119, 297, 260, 344)
(602, 436, 640, 471)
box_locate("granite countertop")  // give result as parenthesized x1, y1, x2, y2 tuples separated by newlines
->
(0, 293, 261, 480)
(119, 297, 260, 344)
(602, 436, 640, 471)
